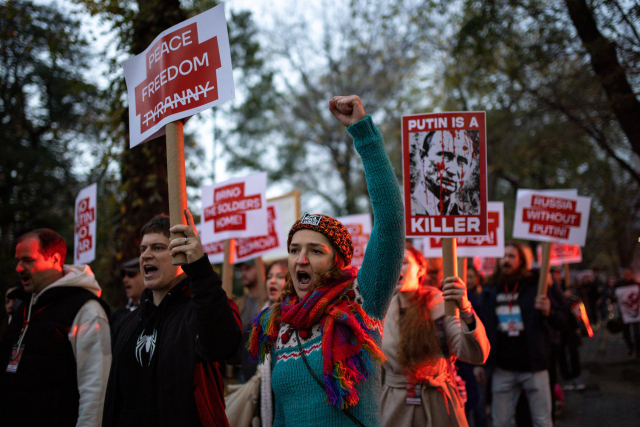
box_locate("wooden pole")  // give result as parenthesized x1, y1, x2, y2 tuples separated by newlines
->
(537, 241, 552, 296)
(458, 257, 467, 285)
(255, 256, 267, 305)
(442, 238, 459, 316)
(166, 121, 188, 266)
(222, 239, 235, 297)
(563, 263, 571, 290)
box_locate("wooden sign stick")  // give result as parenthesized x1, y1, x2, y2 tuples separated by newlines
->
(255, 256, 267, 306)
(222, 239, 235, 297)
(166, 121, 188, 266)
(537, 241, 552, 296)
(442, 238, 459, 316)
(563, 263, 571, 289)
(458, 257, 468, 285)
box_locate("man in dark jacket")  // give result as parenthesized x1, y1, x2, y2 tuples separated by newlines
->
(480, 242, 564, 427)
(103, 213, 242, 427)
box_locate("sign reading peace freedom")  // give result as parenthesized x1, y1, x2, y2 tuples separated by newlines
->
(336, 214, 372, 268)
(421, 202, 504, 258)
(513, 189, 591, 246)
(200, 172, 267, 244)
(74, 183, 97, 264)
(402, 111, 488, 237)
(122, 4, 234, 147)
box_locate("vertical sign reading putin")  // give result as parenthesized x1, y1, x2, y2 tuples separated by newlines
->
(200, 172, 268, 244)
(122, 4, 234, 147)
(74, 183, 97, 264)
(403, 111, 487, 237)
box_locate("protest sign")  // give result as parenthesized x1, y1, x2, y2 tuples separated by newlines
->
(200, 172, 268, 243)
(473, 256, 497, 278)
(402, 111, 487, 237)
(615, 285, 640, 324)
(513, 189, 591, 246)
(201, 189, 298, 264)
(537, 242, 582, 266)
(74, 183, 97, 264)
(122, 4, 234, 147)
(421, 202, 504, 258)
(336, 214, 372, 268)
(235, 203, 288, 263)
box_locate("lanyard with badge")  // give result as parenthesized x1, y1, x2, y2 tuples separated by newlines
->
(6, 302, 51, 373)
(505, 282, 519, 337)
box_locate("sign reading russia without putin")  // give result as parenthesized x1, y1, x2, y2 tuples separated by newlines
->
(122, 4, 234, 147)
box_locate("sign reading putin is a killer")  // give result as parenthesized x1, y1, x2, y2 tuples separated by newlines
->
(74, 183, 97, 264)
(122, 4, 234, 147)
(513, 189, 591, 246)
(200, 172, 268, 244)
(402, 111, 488, 237)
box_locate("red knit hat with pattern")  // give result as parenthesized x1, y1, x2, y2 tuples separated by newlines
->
(287, 213, 354, 265)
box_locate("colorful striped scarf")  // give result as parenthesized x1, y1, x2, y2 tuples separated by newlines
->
(247, 266, 386, 408)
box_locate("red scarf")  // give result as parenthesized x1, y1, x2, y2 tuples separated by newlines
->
(247, 266, 386, 408)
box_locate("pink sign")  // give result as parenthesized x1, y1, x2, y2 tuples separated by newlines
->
(336, 214, 372, 268)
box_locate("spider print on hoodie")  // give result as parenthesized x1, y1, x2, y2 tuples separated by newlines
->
(136, 330, 157, 367)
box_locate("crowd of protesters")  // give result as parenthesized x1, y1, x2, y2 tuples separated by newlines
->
(0, 95, 638, 427)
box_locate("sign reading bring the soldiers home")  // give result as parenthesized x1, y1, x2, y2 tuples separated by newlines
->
(200, 172, 268, 244)
(202, 202, 287, 264)
(402, 111, 487, 237)
(513, 189, 591, 246)
(74, 183, 97, 264)
(122, 4, 234, 147)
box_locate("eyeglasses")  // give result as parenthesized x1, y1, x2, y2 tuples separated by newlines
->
(121, 270, 139, 278)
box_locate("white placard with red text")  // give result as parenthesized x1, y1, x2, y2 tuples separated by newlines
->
(536, 242, 583, 266)
(200, 172, 267, 244)
(122, 4, 234, 147)
(402, 111, 488, 237)
(615, 285, 640, 324)
(421, 202, 504, 258)
(74, 183, 97, 264)
(513, 190, 591, 246)
(336, 214, 372, 268)
(203, 202, 287, 264)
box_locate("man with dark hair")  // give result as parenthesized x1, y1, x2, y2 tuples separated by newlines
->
(103, 213, 242, 427)
(411, 129, 479, 216)
(110, 257, 146, 331)
(0, 228, 111, 426)
(235, 259, 265, 382)
(479, 241, 564, 427)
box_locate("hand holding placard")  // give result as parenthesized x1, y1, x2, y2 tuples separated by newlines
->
(169, 209, 204, 264)
(329, 95, 366, 127)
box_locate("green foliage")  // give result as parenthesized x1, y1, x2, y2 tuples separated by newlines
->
(0, 0, 104, 287)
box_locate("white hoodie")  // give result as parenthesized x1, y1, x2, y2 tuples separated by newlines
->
(29, 264, 111, 427)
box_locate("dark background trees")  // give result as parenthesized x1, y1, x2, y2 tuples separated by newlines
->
(1, 0, 638, 311)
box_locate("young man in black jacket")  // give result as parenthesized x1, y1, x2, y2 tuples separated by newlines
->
(480, 242, 564, 427)
(103, 213, 242, 427)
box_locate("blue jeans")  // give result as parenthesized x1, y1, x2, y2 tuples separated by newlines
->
(491, 368, 553, 427)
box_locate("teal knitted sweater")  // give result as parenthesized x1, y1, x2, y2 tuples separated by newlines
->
(270, 115, 405, 427)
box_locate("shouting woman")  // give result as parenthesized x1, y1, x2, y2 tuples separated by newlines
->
(380, 242, 490, 427)
(247, 95, 404, 427)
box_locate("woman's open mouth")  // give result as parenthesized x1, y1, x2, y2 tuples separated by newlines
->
(297, 271, 312, 288)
